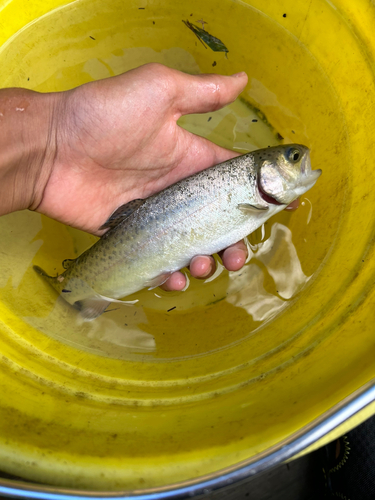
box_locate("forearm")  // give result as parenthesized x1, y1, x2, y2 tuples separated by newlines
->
(0, 88, 58, 215)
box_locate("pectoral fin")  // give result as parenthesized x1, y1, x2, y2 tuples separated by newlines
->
(99, 199, 145, 230)
(76, 295, 138, 321)
(237, 202, 268, 214)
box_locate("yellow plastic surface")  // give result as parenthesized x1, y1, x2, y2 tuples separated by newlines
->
(0, 0, 375, 492)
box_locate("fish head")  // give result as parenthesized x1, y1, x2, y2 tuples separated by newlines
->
(253, 144, 322, 205)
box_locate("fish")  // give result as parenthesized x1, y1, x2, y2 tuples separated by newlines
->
(34, 144, 321, 320)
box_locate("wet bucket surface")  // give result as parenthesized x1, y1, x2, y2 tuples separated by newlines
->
(0, 0, 375, 496)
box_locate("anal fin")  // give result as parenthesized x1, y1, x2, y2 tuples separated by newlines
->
(76, 297, 112, 321)
(75, 295, 138, 321)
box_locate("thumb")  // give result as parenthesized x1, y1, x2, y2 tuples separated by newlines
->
(171, 70, 248, 117)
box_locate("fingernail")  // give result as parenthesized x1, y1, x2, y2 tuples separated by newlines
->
(231, 71, 247, 78)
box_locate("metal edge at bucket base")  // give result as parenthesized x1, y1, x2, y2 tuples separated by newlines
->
(0, 378, 374, 500)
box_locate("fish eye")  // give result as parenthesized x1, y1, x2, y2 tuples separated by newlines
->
(287, 148, 301, 163)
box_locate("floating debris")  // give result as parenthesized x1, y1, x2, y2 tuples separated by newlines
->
(167, 306, 177, 312)
(182, 20, 228, 55)
(196, 18, 208, 29)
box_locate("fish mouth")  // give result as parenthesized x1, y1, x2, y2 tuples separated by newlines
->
(299, 167, 322, 193)
(300, 151, 322, 187)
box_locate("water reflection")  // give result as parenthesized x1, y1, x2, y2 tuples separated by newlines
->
(227, 223, 309, 323)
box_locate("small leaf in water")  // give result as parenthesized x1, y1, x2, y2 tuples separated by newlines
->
(182, 20, 229, 55)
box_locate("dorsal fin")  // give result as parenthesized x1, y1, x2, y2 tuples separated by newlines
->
(99, 199, 145, 230)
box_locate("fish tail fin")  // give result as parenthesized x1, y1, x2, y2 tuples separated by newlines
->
(33, 265, 62, 293)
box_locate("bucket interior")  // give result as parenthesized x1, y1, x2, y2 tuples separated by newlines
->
(0, 0, 375, 491)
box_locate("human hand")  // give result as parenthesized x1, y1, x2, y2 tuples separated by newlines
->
(37, 63, 253, 290)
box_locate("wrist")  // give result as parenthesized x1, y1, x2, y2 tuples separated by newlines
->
(0, 88, 60, 215)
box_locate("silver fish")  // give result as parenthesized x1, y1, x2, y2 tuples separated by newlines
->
(34, 144, 321, 320)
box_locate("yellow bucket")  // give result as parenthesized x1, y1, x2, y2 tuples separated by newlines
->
(0, 0, 375, 496)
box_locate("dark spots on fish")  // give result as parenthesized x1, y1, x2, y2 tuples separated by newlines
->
(292, 130, 295, 134)
(167, 306, 176, 312)
(190, 13, 193, 16)
(112, 434, 118, 439)
(89, 36, 96, 40)
(138, 7, 145, 9)
(62, 289, 71, 293)
(124, 323, 128, 326)
(252, 119, 258, 122)
(153, 21, 155, 24)
(103, 308, 120, 313)
(267, 145, 270, 147)
(208, 116, 212, 122)
(27, 77, 30, 81)
(212, 61, 217, 67)
(277, 132, 284, 140)
(283, 13, 287, 18)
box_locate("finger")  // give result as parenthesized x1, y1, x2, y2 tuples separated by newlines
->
(160, 271, 186, 291)
(285, 198, 300, 211)
(219, 240, 248, 272)
(172, 71, 248, 117)
(189, 255, 216, 280)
